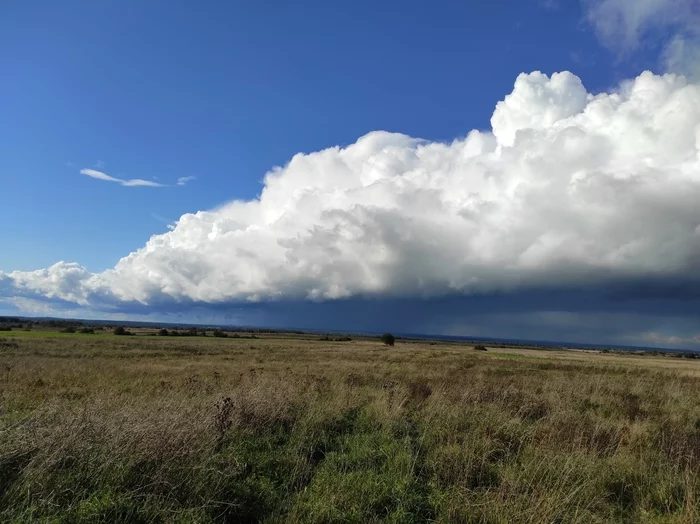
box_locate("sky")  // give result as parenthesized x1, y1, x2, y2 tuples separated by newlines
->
(2, 0, 700, 348)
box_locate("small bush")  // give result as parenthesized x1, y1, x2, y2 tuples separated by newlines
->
(113, 326, 132, 336)
(474, 345, 488, 351)
(0, 326, 11, 332)
(61, 326, 76, 334)
(213, 330, 228, 338)
(380, 333, 395, 346)
(79, 327, 95, 334)
(158, 329, 169, 336)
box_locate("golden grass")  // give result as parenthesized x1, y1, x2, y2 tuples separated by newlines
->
(1, 333, 700, 522)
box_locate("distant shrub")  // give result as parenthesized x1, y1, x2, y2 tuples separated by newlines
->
(0, 326, 11, 332)
(213, 330, 228, 338)
(474, 345, 488, 351)
(113, 326, 132, 336)
(380, 333, 395, 346)
(61, 326, 76, 334)
(79, 327, 95, 334)
(158, 329, 169, 336)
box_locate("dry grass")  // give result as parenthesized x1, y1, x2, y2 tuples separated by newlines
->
(1, 333, 700, 522)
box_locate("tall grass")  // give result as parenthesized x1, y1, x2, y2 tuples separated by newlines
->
(1, 335, 699, 522)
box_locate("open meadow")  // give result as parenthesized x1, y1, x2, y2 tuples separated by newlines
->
(2, 329, 700, 522)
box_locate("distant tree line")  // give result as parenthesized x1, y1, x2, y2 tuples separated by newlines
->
(0, 317, 33, 331)
(319, 335, 353, 342)
(155, 328, 257, 339)
(60, 325, 96, 334)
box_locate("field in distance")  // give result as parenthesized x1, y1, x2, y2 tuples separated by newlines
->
(1, 328, 700, 522)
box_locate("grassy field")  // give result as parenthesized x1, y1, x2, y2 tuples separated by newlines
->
(1, 332, 700, 522)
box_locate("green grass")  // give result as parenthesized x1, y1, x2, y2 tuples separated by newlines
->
(1, 333, 700, 522)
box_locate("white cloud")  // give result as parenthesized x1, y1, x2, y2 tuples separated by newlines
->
(81, 168, 122, 183)
(80, 168, 166, 188)
(5, 70, 700, 308)
(5, 262, 94, 305)
(177, 176, 196, 186)
(663, 33, 700, 80)
(1, 297, 75, 316)
(121, 179, 165, 187)
(585, 0, 693, 50)
(584, 0, 700, 76)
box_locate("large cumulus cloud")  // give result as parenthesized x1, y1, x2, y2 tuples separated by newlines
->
(3, 70, 700, 308)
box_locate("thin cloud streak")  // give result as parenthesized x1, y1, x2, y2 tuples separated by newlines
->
(80, 168, 166, 188)
(177, 176, 196, 186)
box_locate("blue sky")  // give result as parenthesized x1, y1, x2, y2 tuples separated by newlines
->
(2, 0, 700, 348)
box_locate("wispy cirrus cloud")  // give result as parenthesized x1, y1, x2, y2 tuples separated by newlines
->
(177, 176, 196, 186)
(583, 0, 700, 77)
(80, 168, 166, 188)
